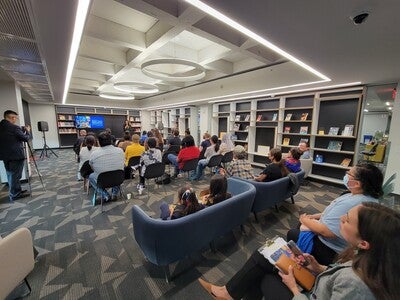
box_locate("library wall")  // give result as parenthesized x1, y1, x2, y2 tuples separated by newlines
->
(29, 104, 59, 149)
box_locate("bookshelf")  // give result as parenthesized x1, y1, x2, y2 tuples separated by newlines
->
(211, 86, 364, 184)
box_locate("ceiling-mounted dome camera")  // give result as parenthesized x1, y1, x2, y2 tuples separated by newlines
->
(350, 11, 370, 25)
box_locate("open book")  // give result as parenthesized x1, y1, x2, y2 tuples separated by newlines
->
(258, 237, 315, 291)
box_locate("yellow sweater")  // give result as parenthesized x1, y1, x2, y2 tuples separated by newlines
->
(125, 143, 145, 165)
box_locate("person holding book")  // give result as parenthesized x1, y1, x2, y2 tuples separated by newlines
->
(298, 141, 310, 159)
(254, 148, 289, 182)
(199, 202, 399, 299)
(284, 147, 302, 173)
(200, 174, 231, 206)
(286, 163, 383, 265)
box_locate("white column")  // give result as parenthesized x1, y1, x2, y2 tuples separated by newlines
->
(385, 82, 400, 195)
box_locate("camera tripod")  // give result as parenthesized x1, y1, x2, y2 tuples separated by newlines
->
(39, 131, 58, 159)
(24, 141, 46, 193)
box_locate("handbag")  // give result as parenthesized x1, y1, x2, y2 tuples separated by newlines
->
(275, 254, 315, 291)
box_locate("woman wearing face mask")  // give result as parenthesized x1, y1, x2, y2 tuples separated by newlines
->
(286, 162, 383, 265)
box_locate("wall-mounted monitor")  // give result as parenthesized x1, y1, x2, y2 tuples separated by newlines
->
(75, 115, 105, 129)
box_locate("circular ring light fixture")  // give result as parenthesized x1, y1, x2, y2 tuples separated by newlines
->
(99, 92, 135, 100)
(141, 58, 205, 82)
(114, 82, 159, 94)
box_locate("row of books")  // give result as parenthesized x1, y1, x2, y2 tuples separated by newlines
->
(281, 137, 309, 145)
(59, 128, 77, 133)
(314, 156, 352, 167)
(284, 126, 308, 134)
(236, 113, 307, 122)
(58, 115, 74, 121)
(284, 113, 309, 121)
(318, 125, 354, 136)
(233, 123, 250, 131)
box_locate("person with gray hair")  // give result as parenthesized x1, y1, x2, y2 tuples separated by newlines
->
(219, 145, 253, 179)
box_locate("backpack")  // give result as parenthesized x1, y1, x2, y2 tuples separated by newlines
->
(155, 173, 171, 185)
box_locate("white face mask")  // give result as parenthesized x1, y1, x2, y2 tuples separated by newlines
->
(343, 174, 350, 189)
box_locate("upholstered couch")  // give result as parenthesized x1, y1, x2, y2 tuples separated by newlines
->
(235, 170, 305, 221)
(131, 177, 256, 281)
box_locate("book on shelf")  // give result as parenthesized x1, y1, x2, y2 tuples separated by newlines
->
(283, 138, 290, 145)
(285, 113, 292, 121)
(327, 140, 343, 151)
(256, 114, 262, 121)
(300, 113, 308, 121)
(129, 116, 135, 122)
(299, 138, 309, 143)
(244, 114, 251, 121)
(233, 123, 241, 131)
(244, 125, 250, 131)
(342, 124, 354, 136)
(231, 134, 238, 140)
(272, 113, 278, 121)
(257, 145, 270, 154)
(235, 115, 241, 121)
(318, 127, 325, 135)
(299, 126, 308, 134)
(284, 126, 291, 133)
(340, 158, 352, 167)
(59, 115, 65, 120)
(258, 236, 315, 291)
(219, 132, 226, 139)
(328, 127, 340, 135)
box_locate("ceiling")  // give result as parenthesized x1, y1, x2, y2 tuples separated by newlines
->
(1, 0, 399, 108)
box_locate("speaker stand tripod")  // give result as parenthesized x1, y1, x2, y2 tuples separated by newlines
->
(39, 131, 58, 158)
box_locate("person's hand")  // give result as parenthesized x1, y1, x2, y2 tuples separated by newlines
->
(201, 194, 209, 204)
(219, 168, 226, 176)
(301, 254, 327, 275)
(299, 213, 310, 223)
(25, 125, 31, 132)
(279, 265, 300, 295)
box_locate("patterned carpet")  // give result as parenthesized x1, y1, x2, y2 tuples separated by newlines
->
(0, 149, 343, 300)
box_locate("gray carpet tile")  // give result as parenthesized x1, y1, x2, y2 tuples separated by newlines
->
(0, 149, 344, 299)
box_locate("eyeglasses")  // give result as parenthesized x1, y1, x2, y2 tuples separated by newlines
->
(346, 171, 359, 180)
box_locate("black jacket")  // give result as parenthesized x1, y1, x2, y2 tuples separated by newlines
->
(0, 119, 30, 161)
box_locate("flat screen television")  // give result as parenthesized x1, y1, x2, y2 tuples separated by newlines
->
(75, 115, 105, 129)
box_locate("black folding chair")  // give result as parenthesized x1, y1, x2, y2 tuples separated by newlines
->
(94, 170, 125, 212)
(127, 156, 141, 179)
(221, 151, 233, 168)
(143, 162, 166, 201)
(207, 154, 223, 175)
(79, 160, 93, 194)
(181, 158, 199, 179)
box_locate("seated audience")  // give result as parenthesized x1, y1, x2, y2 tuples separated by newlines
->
(118, 131, 132, 151)
(139, 130, 147, 145)
(166, 128, 181, 149)
(78, 135, 98, 181)
(219, 145, 253, 180)
(160, 186, 203, 220)
(73, 129, 87, 159)
(219, 133, 235, 155)
(105, 128, 117, 145)
(137, 137, 162, 194)
(287, 163, 383, 265)
(153, 128, 164, 150)
(124, 134, 145, 166)
(199, 132, 211, 158)
(285, 147, 302, 173)
(254, 148, 289, 182)
(168, 135, 200, 177)
(181, 128, 192, 148)
(299, 141, 310, 159)
(89, 131, 124, 202)
(200, 174, 232, 206)
(199, 202, 399, 300)
(191, 135, 219, 180)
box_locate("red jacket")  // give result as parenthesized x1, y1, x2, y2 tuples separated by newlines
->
(177, 146, 200, 169)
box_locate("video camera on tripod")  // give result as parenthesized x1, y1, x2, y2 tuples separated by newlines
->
(37, 121, 58, 159)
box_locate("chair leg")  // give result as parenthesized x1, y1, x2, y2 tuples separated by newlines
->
(20, 277, 32, 297)
(163, 265, 171, 283)
(92, 190, 97, 206)
(291, 195, 295, 204)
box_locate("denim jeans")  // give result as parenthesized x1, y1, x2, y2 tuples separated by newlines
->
(191, 158, 207, 180)
(88, 173, 120, 200)
(4, 159, 25, 201)
(168, 153, 179, 175)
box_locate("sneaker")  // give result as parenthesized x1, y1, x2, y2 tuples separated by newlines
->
(138, 185, 145, 195)
(177, 173, 184, 178)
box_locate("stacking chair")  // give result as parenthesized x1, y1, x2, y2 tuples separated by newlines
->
(0, 228, 35, 299)
(221, 151, 233, 168)
(206, 154, 223, 175)
(143, 162, 166, 201)
(94, 169, 125, 212)
(127, 156, 141, 179)
(181, 158, 199, 179)
(79, 160, 93, 194)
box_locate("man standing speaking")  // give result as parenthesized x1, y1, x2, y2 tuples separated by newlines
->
(0, 110, 31, 201)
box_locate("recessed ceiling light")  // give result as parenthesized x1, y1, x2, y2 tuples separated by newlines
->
(388, 107, 393, 110)
(386, 101, 390, 106)
(99, 92, 135, 100)
(364, 109, 369, 112)
(366, 103, 370, 106)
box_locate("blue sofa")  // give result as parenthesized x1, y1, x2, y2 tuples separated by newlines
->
(131, 177, 256, 281)
(235, 170, 305, 221)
